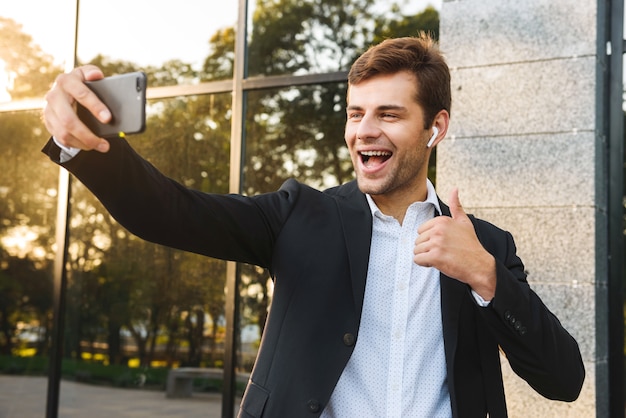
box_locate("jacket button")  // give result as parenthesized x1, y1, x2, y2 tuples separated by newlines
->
(504, 310, 512, 321)
(343, 333, 356, 346)
(307, 399, 321, 413)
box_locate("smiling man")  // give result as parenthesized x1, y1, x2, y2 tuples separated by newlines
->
(346, 72, 438, 220)
(42, 34, 584, 418)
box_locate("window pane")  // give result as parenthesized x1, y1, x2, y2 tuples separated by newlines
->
(77, 1, 238, 86)
(237, 263, 269, 385)
(242, 83, 352, 195)
(0, 0, 75, 104)
(236, 83, 351, 388)
(61, 94, 233, 415)
(0, 110, 58, 415)
(246, 0, 440, 77)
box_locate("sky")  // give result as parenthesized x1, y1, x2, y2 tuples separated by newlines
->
(2, 0, 441, 68)
(2, 0, 236, 68)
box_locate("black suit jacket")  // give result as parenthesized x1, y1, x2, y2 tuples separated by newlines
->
(44, 138, 585, 418)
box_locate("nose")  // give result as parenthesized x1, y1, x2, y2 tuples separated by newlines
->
(355, 113, 382, 141)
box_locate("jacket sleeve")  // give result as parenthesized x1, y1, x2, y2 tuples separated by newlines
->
(42, 136, 298, 268)
(472, 217, 585, 402)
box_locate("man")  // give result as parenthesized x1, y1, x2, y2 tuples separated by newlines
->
(42, 34, 584, 417)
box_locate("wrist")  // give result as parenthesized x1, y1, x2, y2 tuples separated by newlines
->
(469, 253, 496, 301)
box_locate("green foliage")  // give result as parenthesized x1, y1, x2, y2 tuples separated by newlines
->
(0, 354, 48, 375)
(0, 355, 169, 389)
(201, 27, 236, 81)
(0, 355, 248, 393)
(0, 17, 62, 99)
(61, 359, 169, 389)
(373, 5, 440, 43)
(0, 110, 58, 357)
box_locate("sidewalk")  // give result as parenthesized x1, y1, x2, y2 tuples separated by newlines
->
(0, 375, 237, 418)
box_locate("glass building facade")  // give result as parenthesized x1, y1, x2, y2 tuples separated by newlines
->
(1, 1, 625, 417)
(0, 1, 442, 416)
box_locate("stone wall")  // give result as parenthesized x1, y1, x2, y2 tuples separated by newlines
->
(438, 0, 600, 416)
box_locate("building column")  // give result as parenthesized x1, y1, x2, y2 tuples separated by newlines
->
(439, 0, 602, 416)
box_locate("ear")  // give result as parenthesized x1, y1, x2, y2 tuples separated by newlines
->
(428, 110, 450, 148)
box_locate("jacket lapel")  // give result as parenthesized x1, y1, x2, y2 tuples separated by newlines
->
(333, 181, 372, 315)
(437, 201, 466, 347)
(436, 200, 467, 417)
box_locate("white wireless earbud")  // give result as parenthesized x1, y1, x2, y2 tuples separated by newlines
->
(426, 127, 439, 148)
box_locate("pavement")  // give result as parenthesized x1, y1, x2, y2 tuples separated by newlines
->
(0, 375, 239, 418)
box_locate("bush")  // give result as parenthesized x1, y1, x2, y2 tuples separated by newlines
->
(0, 354, 48, 375)
(0, 355, 169, 390)
(61, 360, 169, 389)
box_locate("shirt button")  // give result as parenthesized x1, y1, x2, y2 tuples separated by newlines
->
(343, 333, 356, 346)
(307, 399, 321, 413)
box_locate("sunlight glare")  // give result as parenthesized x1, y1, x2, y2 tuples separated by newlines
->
(0, 59, 14, 102)
(1, 225, 38, 258)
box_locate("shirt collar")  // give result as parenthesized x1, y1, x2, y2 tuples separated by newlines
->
(365, 179, 442, 217)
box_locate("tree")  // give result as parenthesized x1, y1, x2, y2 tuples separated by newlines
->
(0, 109, 58, 356)
(372, 5, 440, 43)
(0, 250, 52, 355)
(0, 17, 61, 100)
(0, 16, 64, 356)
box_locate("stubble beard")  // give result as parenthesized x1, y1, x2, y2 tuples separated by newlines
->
(356, 152, 427, 199)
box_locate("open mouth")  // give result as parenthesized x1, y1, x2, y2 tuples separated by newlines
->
(360, 150, 392, 168)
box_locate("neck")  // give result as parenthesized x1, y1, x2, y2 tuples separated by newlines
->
(370, 183, 429, 225)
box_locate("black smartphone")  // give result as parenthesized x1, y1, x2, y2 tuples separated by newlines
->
(77, 72, 147, 138)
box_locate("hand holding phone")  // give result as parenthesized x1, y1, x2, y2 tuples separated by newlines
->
(77, 72, 147, 139)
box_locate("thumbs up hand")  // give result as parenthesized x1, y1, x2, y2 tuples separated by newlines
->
(414, 188, 496, 300)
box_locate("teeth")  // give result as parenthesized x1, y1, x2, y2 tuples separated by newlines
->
(360, 151, 391, 156)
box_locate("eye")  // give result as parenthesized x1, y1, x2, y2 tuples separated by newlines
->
(381, 113, 398, 120)
(347, 112, 363, 120)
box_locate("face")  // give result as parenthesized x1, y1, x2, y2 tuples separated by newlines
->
(345, 71, 432, 202)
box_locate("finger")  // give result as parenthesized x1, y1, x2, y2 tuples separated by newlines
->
(80, 64, 107, 82)
(417, 216, 439, 235)
(448, 188, 468, 220)
(44, 92, 108, 151)
(413, 255, 432, 268)
(63, 66, 112, 124)
(413, 237, 429, 255)
(43, 66, 111, 152)
(413, 241, 435, 267)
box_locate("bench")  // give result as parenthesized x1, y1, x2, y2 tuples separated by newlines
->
(165, 367, 250, 398)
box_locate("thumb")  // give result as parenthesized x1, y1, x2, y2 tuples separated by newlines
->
(448, 188, 468, 220)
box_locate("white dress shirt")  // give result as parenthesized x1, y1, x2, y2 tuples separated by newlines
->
(321, 180, 452, 418)
(52, 137, 81, 162)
